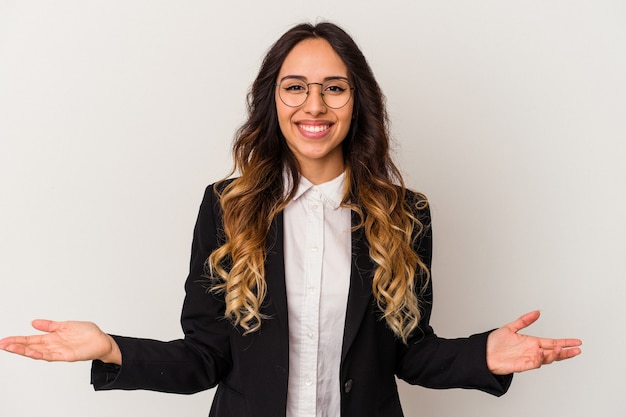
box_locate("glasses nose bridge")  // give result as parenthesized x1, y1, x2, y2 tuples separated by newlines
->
(306, 82, 325, 97)
(303, 82, 326, 109)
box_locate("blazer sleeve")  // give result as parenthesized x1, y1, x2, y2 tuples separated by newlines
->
(91, 184, 232, 394)
(394, 193, 513, 396)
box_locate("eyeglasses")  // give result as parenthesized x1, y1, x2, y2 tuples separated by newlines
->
(275, 77, 354, 109)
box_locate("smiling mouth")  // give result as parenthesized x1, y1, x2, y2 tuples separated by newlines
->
(298, 124, 331, 133)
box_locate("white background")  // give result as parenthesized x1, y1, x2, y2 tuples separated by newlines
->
(1, 1, 625, 416)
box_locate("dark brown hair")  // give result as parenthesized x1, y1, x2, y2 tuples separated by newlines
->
(209, 22, 429, 342)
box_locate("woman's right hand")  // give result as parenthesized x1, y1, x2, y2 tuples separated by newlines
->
(0, 319, 122, 365)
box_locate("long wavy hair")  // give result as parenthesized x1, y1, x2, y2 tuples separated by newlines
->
(207, 22, 430, 343)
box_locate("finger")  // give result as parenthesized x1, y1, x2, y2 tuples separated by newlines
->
(542, 346, 582, 364)
(23, 347, 46, 360)
(559, 347, 582, 360)
(31, 319, 61, 333)
(0, 334, 46, 347)
(5, 344, 55, 361)
(506, 310, 541, 333)
(0, 335, 33, 347)
(1, 341, 45, 358)
(3, 338, 71, 361)
(0, 336, 17, 349)
(0, 342, 27, 356)
(538, 338, 583, 350)
(0, 321, 60, 350)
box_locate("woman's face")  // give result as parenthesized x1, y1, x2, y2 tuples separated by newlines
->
(275, 38, 354, 184)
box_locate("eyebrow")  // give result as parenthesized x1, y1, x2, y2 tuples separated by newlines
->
(278, 75, 351, 83)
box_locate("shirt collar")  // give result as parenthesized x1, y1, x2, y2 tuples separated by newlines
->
(286, 171, 346, 210)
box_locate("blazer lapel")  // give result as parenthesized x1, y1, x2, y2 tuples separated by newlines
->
(264, 211, 289, 332)
(341, 211, 375, 361)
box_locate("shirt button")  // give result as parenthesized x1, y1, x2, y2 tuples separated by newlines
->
(308, 287, 315, 294)
(305, 377, 313, 386)
(344, 379, 353, 393)
(307, 332, 314, 339)
(311, 246, 318, 252)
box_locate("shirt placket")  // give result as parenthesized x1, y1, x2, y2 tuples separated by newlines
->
(300, 187, 324, 416)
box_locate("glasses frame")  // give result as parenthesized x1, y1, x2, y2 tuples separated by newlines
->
(275, 78, 355, 109)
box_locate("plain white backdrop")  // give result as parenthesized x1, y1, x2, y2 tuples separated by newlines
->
(1, 1, 624, 416)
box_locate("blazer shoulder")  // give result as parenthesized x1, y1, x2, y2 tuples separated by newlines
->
(207, 177, 238, 195)
(200, 177, 239, 215)
(403, 187, 431, 225)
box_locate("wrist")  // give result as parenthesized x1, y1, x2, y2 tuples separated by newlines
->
(99, 335, 122, 365)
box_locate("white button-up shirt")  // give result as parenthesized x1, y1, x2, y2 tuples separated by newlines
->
(283, 172, 352, 417)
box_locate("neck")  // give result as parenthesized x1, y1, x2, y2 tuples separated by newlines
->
(298, 160, 345, 185)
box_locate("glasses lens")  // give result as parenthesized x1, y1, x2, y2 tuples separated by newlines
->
(278, 79, 309, 107)
(278, 79, 353, 108)
(321, 79, 352, 109)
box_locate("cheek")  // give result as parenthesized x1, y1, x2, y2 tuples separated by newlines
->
(275, 99, 287, 126)
(276, 106, 290, 132)
(338, 107, 354, 132)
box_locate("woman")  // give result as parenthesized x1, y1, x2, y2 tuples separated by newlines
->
(0, 22, 581, 417)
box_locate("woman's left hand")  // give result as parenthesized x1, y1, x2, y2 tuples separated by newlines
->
(486, 310, 582, 375)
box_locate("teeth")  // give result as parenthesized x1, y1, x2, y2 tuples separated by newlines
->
(300, 124, 330, 133)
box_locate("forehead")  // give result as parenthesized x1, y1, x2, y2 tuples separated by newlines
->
(278, 38, 349, 80)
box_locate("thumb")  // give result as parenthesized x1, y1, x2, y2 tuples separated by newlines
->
(31, 319, 61, 333)
(507, 310, 541, 333)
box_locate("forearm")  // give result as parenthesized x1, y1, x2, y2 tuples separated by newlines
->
(397, 331, 513, 396)
(91, 335, 230, 394)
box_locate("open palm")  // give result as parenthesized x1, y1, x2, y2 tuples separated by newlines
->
(0, 319, 120, 364)
(486, 311, 582, 375)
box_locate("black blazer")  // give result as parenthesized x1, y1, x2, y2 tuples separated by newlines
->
(91, 183, 512, 417)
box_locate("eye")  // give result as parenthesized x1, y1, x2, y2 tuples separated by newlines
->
(325, 85, 345, 93)
(282, 82, 307, 93)
(323, 80, 350, 95)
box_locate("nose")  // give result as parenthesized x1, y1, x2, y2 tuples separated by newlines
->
(302, 83, 327, 115)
